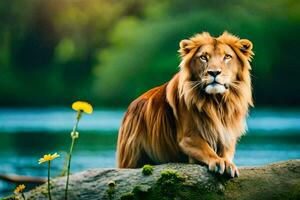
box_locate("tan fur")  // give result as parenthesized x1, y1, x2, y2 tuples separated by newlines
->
(117, 32, 254, 176)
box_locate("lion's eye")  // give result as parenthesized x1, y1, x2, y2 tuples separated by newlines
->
(199, 55, 208, 62)
(224, 54, 232, 60)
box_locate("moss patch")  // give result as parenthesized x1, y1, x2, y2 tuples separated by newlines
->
(119, 169, 186, 200)
(285, 181, 300, 200)
(120, 192, 135, 200)
(106, 186, 115, 200)
(142, 165, 154, 176)
(150, 169, 185, 200)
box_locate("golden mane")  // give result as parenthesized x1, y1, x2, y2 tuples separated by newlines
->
(169, 32, 253, 150)
(117, 32, 254, 177)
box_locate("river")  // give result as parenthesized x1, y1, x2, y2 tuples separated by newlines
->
(0, 108, 299, 197)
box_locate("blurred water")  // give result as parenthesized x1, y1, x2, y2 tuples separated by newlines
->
(1, 108, 300, 132)
(0, 108, 300, 197)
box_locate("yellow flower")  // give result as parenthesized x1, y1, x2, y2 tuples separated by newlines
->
(14, 184, 26, 194)
(72, 101, 93, 114)
(38, 153, 60, 164)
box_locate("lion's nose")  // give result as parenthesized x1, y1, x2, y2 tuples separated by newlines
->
(207, 70, 221, 77)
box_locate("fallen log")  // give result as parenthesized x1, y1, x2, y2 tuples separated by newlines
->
(0, 174, 46, 184)
(20, 160, 300, 200)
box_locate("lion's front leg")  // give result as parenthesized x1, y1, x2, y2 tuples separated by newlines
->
(179, 136, 238, 177)
(219, 139, 239, 177)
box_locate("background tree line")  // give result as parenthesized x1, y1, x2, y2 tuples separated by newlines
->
(0, 0, 299, 107)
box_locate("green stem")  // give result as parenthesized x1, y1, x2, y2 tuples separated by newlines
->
(73, 111, 81, 133)
(21, 192, 26, 200)
(65, 111, 81, 200)
(48, 161, 52, 200)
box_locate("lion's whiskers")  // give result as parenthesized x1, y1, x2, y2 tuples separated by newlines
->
(188, 81, 204, 91)
(230, 81, 242, 90)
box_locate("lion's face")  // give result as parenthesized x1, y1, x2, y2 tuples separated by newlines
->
(194, 43, 240, 94)
(179, 32, 254, 96)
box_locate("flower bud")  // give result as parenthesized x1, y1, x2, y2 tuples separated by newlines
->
(71, 131, 79, 139)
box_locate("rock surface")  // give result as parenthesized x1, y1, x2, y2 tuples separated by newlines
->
(23, 160, 300, 200)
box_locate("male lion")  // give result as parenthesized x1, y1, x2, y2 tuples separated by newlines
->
(117, 32, 254, 177)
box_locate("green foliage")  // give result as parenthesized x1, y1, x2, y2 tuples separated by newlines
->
(119, 169, 185, 200)
(120, 192, 135, 200)
(55, 38, 75, 63)
(94, 0, 300, 106)
(92, 0, 300, 107)
(133, 184, 151, 193)
(106, 187, 115, 200)
(106, 180, 116, 200)
(132, 184, 152, 199)
(155, 169, 185, 199)
(0, 0, 300, 106)
(142, 165, 154, 176)
(285, 181, 300, 200)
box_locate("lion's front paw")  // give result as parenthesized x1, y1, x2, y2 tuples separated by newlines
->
(208, 158, 239, 178)
(208, 157, 225, 174)
(224, 160, 239, 178)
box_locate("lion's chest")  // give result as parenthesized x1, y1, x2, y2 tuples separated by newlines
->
(195, 112, 245, 151)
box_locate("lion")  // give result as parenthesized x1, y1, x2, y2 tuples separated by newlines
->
(117, 32, 254, 177)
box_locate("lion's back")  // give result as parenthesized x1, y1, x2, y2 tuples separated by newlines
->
(117, 83, 185, 168)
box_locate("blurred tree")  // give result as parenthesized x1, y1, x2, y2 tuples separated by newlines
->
(0, 0, 147, 106)
(0, 0, 299, 107)
(93, 0, 300, 106)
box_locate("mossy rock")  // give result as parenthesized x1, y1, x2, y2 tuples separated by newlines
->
(19, 160, 300, 200)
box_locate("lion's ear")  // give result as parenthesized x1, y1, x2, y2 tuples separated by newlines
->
(179, 39, 193, 57)
(237, 39, 254, 60)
